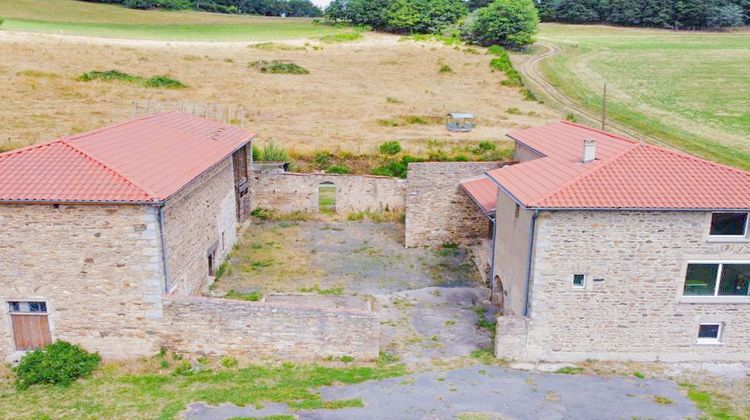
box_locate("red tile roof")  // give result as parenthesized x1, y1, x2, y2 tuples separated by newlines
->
(0, 112, 255, 204)
(460, 177, 497, 215)
(486, 121, 750, 210)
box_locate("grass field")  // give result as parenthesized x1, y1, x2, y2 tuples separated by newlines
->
(0, 0, 349, 41)
(536, 24, 750, 169)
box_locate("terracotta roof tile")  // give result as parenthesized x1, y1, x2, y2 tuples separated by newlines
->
(460, 177, 497, 215)
(0, 112, 256, 203)
(486, 121, 750, 210)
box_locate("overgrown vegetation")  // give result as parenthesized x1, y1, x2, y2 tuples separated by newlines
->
(319, 32, 362, 43)
(250, 207, 316, 222)
(225, 289, 263, 301)
(249, 60, 309, 74)
(298, 285, 345, 295)
(0, 353, 406, 418)
(14, 341, 101, 390)
(258, 140, 290, 162)
(487, 45, 536, 100)
(79, 70, 186, 89)
(346, 210, 405, 223)
(681, 382, 745, 419)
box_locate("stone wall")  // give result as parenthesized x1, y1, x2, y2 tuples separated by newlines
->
(404, 162, 506, 247)
(250, 170, 406, 214)
(496, 210, 750, 362)
(163, 158, 237, 295)
(493, 191, 535, 317)
(160, 295, 379, 360)
(0, 204, 165, 360)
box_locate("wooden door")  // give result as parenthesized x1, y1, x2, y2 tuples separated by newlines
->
(11, 313, 52, 351)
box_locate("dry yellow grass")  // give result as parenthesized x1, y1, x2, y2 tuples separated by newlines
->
(0, 32, 557, 153)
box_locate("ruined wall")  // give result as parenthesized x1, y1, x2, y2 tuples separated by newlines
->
(0, 204, 165, 360)
(163, 158, 237, 295)
(251, 171, 406, 213)
(404, 162, 506, 247)
(161, 295, 379, 360)
(497, 210, 750, 362)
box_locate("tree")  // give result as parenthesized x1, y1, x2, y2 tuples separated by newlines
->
(707, 2, 745, 27)
(386, 0, 467, 33)
(461, 0, 539, 49)
(551, 0, 602, 23)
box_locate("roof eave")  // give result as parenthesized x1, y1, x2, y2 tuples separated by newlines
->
(0, 199, 163, 206)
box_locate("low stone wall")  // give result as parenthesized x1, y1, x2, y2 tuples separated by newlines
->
(160, 295, 379, 360)
(251, 170, 406, 213)
(405, 162, 507, 247)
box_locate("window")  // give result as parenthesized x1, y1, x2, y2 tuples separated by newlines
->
(697, 323, 722, 344)
(572, 274, 586, 288)
(8, 301, 47, 313)
(709, 213, 748, 237)
(683, 262, 750, 297)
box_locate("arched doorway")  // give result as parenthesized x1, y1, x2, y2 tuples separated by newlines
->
(492, 275, 504, 313)
(318, 182, 336, 213)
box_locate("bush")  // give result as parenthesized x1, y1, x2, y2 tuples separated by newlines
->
(143, 75, 186, 89)
(14, 341, 101, 390)
(259, 140, 289, 162)
(249, 60, 309, 74)
(461, 0, 539, 49)
(327, 165, 352, 174)
(378, 141, 402, 155)
(438, 64, 454, 73)
(314, 151, 333, 168)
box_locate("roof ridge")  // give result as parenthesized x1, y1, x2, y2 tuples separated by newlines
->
(60, 139, 159, 200)
(559, 120, 639, 145)
(531, 142, 640, 207)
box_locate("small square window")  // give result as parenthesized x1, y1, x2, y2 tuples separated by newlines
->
(709, 213, 748, 236)
(572, 274, 586, 288)
(697, 323, 722, 344)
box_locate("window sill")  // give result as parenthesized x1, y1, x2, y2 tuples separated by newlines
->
(680, 296, 750, 304)
(706, 236, 750, 243)
(694, 341, 724, 346)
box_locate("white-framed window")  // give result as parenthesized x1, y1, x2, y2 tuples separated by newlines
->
(572, 274, 586, 288)
(683, 262, 750, 297)
(696, 323, 723, 344)
(8, 301, 47, 314)
(709, 212, 749, 238)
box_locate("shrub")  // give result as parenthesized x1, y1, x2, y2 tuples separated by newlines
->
(327, 165, 352, 174)
(172, 360, 193, 376)
(0, 17, 4, 27)
(79, 70, 140, 83)
(250, 207, 275, 220)
(314, 151, 333, 168)
(259, 140, 289, 162)
(378, 141, 402, 155)
(477, 141, 496, 152)
(14, 341, 101, 390)
(438, 64, 454, 73)
(220, 356, 239, 368)
(461, 0, 539, 49)
(252, 145, 261, 161)
(249, 60, 309, 75)
(143, 75, 186, 89)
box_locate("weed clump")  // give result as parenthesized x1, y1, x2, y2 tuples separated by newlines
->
(438, 64, 454, 74)
(79, 70, 186, 89)
(249, 60, 309, 74)
(14, 341, 101, 390)
(319, 33, 362, 43)
(378, 141, 402, 155)
(326, 165, 351, 174)
(225, 289, 263, 301)
(258, 140, 289, 162)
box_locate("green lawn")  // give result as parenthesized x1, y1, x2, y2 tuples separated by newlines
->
(536, 24, 750, 170)
(0, 355, 406, 419)
(0, 0, 350, 41)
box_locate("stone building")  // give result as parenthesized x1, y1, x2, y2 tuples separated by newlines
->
(463, 121, 750, 362)
(0, 112, 255, 359)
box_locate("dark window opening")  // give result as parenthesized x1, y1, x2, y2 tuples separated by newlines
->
(710, 213, 748, 236)
(572, 274, 585, 288)
(9, 301, 47, 313)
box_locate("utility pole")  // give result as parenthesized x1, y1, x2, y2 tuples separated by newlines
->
(601, 81, 607, 130)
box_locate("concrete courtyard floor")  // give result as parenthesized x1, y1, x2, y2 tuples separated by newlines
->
(184, 364, 698, 419)
(194, 221, 709, 419)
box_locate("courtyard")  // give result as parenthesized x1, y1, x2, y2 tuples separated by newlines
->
(211, 220, 497, 367)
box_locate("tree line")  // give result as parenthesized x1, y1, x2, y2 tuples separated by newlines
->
(536, 0, 750, 29)
(84, 0, 323, 17)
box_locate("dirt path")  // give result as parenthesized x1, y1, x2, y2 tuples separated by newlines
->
(519, 41, 670, 148)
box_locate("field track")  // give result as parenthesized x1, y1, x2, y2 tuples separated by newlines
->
(520, 41, 670, 147)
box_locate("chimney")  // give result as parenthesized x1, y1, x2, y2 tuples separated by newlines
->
(583, 139, 597, 163)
